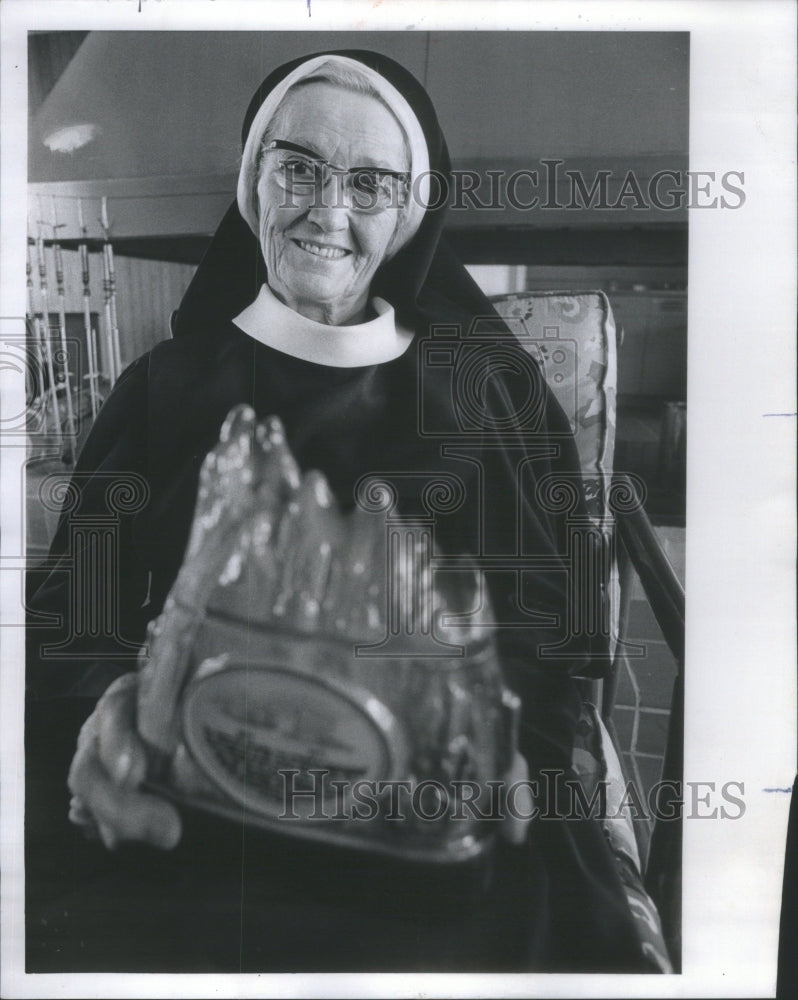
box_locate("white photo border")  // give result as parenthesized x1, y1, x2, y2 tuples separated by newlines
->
(2, 1, 796, 998)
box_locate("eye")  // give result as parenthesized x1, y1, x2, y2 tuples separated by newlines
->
(351, 170, 383, 196)
(281, 156, 319, 184)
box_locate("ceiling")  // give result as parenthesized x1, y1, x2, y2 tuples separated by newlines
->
(30, 30, 689, 184)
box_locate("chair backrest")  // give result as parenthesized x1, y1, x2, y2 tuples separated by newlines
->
(492, 290, 621, 672)
(492, 291, 679, 969)
(490, 290, 618, 525)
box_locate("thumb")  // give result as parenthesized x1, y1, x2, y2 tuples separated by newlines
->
(97, 673, 150, 789)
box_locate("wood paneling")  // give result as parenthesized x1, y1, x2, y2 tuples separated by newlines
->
(29, 247, 195, 366)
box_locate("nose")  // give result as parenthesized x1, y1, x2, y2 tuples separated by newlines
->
(305, 173, 354, 232)
(306, 199, 350, 233)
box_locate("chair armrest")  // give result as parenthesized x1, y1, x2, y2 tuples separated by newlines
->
(613, 473, 685, 668)
(612, 473, 685, 966)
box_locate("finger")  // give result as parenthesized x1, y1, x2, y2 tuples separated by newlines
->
(72, 819, 101, 842)
(68, 794, 102, 843)
(502, 752, 534, 846)
(97, 822, 120, 851)
(75, 709, 99, 752)
(68, 722, 97, 797)
(69, 794, 93, 825)
(96, 675, 149, 789)
(69, 728, 181, 850)
(69, 750, 131, 849)
(77, 746, 181, 850)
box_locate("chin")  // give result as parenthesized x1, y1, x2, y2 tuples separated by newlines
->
(289, 276, 350, 307)
(283, 262, 366, 304)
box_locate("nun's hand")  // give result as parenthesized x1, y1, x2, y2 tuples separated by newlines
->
(67, 672, 182, 851)
(500, 751, 534, 846)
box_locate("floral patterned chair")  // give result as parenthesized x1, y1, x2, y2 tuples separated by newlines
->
(492, 290, 685, 973)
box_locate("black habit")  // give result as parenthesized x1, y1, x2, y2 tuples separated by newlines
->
(25, 50, 650, 973)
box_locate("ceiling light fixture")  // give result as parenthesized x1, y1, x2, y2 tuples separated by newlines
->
(42, 122, 101, 154)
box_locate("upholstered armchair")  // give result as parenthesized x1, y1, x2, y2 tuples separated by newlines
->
(492, 289, 685, 970)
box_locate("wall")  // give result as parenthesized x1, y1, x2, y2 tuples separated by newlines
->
(29, 246, 195, 367)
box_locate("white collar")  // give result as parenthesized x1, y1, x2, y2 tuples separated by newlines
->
(233, 282, 413, 368)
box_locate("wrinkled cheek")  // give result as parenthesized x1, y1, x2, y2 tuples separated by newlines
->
(259, 217, 280, 272)
(367, 219, 402, 270)
(346, 252, 384, 293)
(363, 252, 387, 279)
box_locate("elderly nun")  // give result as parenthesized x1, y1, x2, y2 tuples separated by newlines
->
(27, 50, 660, 973)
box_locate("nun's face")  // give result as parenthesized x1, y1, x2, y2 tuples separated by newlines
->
(255, 82, 409, 326)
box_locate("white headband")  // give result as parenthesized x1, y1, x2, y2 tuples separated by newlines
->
(236, 55, 430, 256)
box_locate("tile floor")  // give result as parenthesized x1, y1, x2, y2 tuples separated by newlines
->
(612, 526, 685, 805)
(611, 403, 686, 845)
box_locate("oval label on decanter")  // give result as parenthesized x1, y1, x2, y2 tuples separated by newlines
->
(182, 665, 404, 822)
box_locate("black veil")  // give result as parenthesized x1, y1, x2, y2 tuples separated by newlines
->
(25, 49, 651, 973)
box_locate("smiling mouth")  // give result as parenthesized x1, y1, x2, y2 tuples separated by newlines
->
(293, 239, 351, 260)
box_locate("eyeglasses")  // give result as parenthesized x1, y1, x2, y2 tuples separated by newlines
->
(264, 139, 410, 213)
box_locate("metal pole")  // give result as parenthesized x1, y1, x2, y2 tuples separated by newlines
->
(100, 198, 122, 382)
(51, 196, 77, 463)
(100, 247, 116, 383)
(33, 218, 63, 451)
(77, 198, 100, 419)
(26, 239, 53, 432)
(107, 247, 122, 377)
